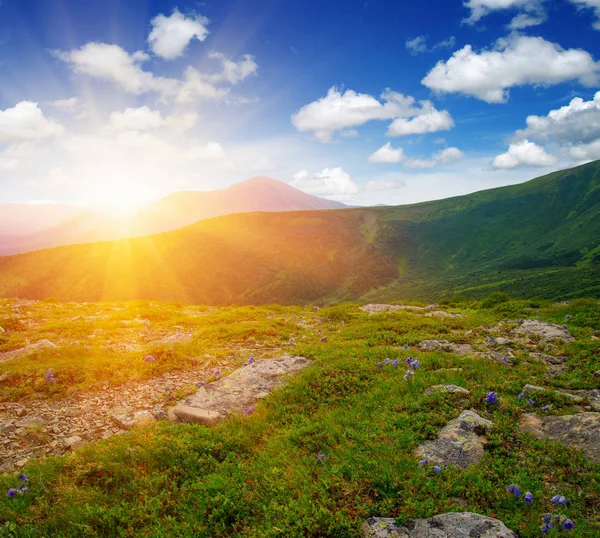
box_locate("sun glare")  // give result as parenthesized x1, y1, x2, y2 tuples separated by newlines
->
(88, 175, 154, 216)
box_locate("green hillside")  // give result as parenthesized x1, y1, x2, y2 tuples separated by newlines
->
(0, 161, 599, 303)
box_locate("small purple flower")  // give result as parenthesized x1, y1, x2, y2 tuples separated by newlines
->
(419, 459, 427, 466)
(20, 474, 27, 483)
(320, 337, 328, 342)
(542, 405, 549, 411)
(550, 495, 561, 503)
(433, 466, 441, 473)
(143, 355, 155, 362)
(486, 391, 498, 405)
(541, 524, 550, 533)
(528, 399, 535, 406)
(403, 345, 409, 350)
(565, 315, 571, 320)
(487, 337, 495, 343)
(409, 359, 420, 370)
(7, 488, 16, 498)
(383, 358, 391, 365)
(524, 492, 533, 503)
(503, 356, 510, 363)
(376, 362, 383, 370)
(317, 453, 325, 462)
(391, 359, 399, 367)
(247, 357, 255, 365)
(563, 519, 574, 530)
(245, 406, 255, 416)
(508, 484, 521, 497)
(558, 496, 566, 505)
(404, 370, 414, 380)
(405, 357, 413, 365)
(518, 393, 524, 399)
(213, 369, 221, 379)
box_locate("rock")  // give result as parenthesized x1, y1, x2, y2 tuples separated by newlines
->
(0, 339, 57, 363)
(529, 352, 567, 375)
(419, 340, 473, 356)
(64, 435, 83, 449)
(360, 304, 425, 314)
(522, 384, 546, 394)
(494, 337, 514, 345)
(0, 423, 15, 434)
(361, 512, 516, 538)
(512, 320, 573, 341)
(594, 371, 600, 379)
(475, 351, 514, 366)
(424, 311, 466, 319)
(423, 385, 470, 396)
(111, 410, 154, 429)
(15, 417, 45, 428)
(557, 389, 600, 410)
(150, 332, 193, 345)
(0, 326, 4, 333)
(172, 406, 222, 425)
(179, 356, 311, 418)
(519, 412, 600, 463)
(415, 410, 493, 468)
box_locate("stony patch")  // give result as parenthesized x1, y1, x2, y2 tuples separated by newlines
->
(419, 340, 473, 356)
(519, 412, 600, 463)
(512, 319, 573, 341)
(415, 410, 493, 468)
(361, 512, 516, 537)
(423, 384, 470, 396)
(0, 340, 57, 364)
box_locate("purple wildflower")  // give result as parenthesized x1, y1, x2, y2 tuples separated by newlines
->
(528, 399, 535, 406)
(213, 369, 221, 379)
(317, 453, 325, 462)
(376, 362, 383, 370)
(143, 355, 155, 362)
(247, 357, 255, 365)
(391, 359, 399, 367)
(542, 405, 549, 411)
(524, 492, 533, 503)
(486, 392, 498, 405)
(565, 315, 571, 320)
(383, 358, 391, 365)
(563, 519, 574, 530)
(503, 356, 510, 363)
(433, 466, 441, 473)
(20, 474, 27, 483)
(320, 337, 328, 342)
(403, 345, 409, 350)
(518, 393, 524, 399)
(550, 495, 561, 503)
(7, 488, 16, 498)
(409, 359, 420, 370)
(558, 496, 566, 505)
(403, 370, 414, 380)
(508, 484, 521, 497)
(419, 459, 427, 466)
(487, 337, 495, 343)
(405, 357, 413, 365)
(245, 406, 255, 416)
(541, 524, 550, 533)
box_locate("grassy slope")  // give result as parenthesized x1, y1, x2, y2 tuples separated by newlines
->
(1, 298, 599, 537)
(0, 161, 599, 303)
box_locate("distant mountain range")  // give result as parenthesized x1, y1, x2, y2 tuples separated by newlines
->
(0, 161, 599, 303)
(0, 177, 345, 255)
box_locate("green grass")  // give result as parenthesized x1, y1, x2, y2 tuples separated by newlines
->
(1, 297, 599, 536)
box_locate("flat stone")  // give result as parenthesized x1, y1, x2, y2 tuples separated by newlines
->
(419, 340, 473, 356)
(512, 320, 573, 341)
(494, 337, 514, 345)
(179, 356, 311, 417)
(415, 410, 493, 468)
(423, 384, 470, 396)
(424, 310, 466, 319)
(111, 410, 154, 430)
(15, 417, 45, 428)
(0, 339, 57, 363)
(360, 304, 426, 314)
(64, 435, 83, 449)
(519, 412, 600, 463)
(523, 384, 546, 394)
(172, 406, 222, 425)
(475, 351, 514, 366)
(361, 512, 516, 537)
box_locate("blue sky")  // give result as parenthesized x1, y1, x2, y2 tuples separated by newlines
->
(0, 0, 599, 209)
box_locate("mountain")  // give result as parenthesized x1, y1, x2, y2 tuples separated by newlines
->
(0, 177, 346, 255)
(0, 203, 86, 236)
(0, 161, 599, 303)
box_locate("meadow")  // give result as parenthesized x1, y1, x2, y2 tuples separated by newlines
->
(0, 296, 599, 537)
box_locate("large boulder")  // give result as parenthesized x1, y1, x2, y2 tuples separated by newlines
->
(0, 340, 57, 363)
(512, 320, 573, 341)
(415, 410, 493, 468)
(361, 512, 516, 537)
(519, 412, 600, 463)
(174, 356, 311, 422)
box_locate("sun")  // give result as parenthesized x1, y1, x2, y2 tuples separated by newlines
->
(88, 175, 154, 216)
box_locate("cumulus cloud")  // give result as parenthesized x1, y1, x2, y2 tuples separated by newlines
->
(570, 0, 600, 30)
(49, 97, 80, 112)
(0, 101, 64, 144)
(463, 0, 546, 28)
(148, 9, 209, 60)
(515, 91, 600, 145)
(108, 106, 198, 132)
(405, 35, 456, 55)
(492, 139, 557, 168)
(292, 87, 453, 142)
(422, 34, 599, 103)
(368, 142, 405, 163)
(366, 179, 407, 191)
(387, 102, 454, 136)
(569, 139, 600, 162)
(53, 42, 256, 103)
(291, 87, 419, 142)
(435, 146, 464, 164)
(290, 167, 359, 199)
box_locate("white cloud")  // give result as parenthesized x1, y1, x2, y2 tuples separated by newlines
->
(492, 139, 557, 168)
(569, 139, 600, 162)
(340, 129, 359, 138)
(516, 91, 600, 145)
(290, 167, 359, 199)
(49, 97, 80, 112)
(387, 102, 454, 136)
(186, 141, 227, 161)
(148, 9, 209, 60)
(0, 101, 64, 144)
(368, 142, 405, 163)
(109, 106, 165, 131)
(54, 42, 256, 103)
(405, 35, 456, 55)
(463, 0, 546, 28)
(207, 52, 258, 84)
(422, 35, 599, 103)
(366, 179, 407, 191)
(0, 142, 36, 170)
(435, 146, 464, 164)
(570, 0, 600, 30)
(291, 87, 419, 142)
